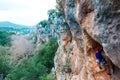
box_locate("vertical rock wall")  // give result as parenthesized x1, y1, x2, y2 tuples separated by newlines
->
(54, 0, 120, 80)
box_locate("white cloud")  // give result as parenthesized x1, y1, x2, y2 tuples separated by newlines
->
(0, 0, 56, 26)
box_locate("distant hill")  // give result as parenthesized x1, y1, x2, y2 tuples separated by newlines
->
(0, 21, 31, 28)
(0, 21, 36, 34)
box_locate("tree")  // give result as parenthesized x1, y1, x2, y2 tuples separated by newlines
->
(0, 46, 12, 78)
(0, 31, 14, 46)
(47, 6, 61, 19)
(5, 37, 58, 80)
(38, 20, 50, 28)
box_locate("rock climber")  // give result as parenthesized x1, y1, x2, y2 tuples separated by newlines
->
(95, 47, 111, 75)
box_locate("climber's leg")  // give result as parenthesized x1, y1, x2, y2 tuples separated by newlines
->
(104, 64, 111, 75)
(100, 60, 106, 70)
(96, 60, 101, 69)
(96, 59, 103, 69)
(106, 70, 111, 75)
(105, 64, 109, 70)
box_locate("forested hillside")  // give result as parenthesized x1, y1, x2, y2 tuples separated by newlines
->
(0, 21, 35, 35)
(0, 6, 59, 80)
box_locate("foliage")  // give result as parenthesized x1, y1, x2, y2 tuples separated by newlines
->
(41, 73, 55, 80)
(0, 46, 12, 78)
(38, 20, 50, 28)
(5, 38, 58, 80)
(48, 5, 61, 19)
(0, 31, 14, 46)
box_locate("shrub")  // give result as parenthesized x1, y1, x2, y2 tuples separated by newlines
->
(0, 46, 12, 78)
(0, 31, 14, 46)
(38, 20, 50, 28)
(5, 37, 58, 80)
(41, 73, 55, 80)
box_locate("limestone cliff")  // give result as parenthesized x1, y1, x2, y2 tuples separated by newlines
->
(53, 0, 120, 80)
(36, 22, 52, 44)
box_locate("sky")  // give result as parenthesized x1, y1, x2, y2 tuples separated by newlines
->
(0, 0, 56, 26)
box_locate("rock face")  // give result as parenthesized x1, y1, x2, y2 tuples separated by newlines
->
(36, 23, 52, 44)
(53, 0, 120, 80)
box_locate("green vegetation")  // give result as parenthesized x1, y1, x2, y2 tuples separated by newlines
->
(0, 27, 33, 35)
(38, 5, 61, 29)
(0, 31, 14, 46)
(0, 46, 12, 78)
(48, 5, 61, 18)
(38, 20, 50, 28)
(5, 38, 58, 80)
(0, 21, 35, 35)
(0, 5, 61, 80)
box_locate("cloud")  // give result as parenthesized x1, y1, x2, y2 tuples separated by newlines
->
(0, 0, 56, 26)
